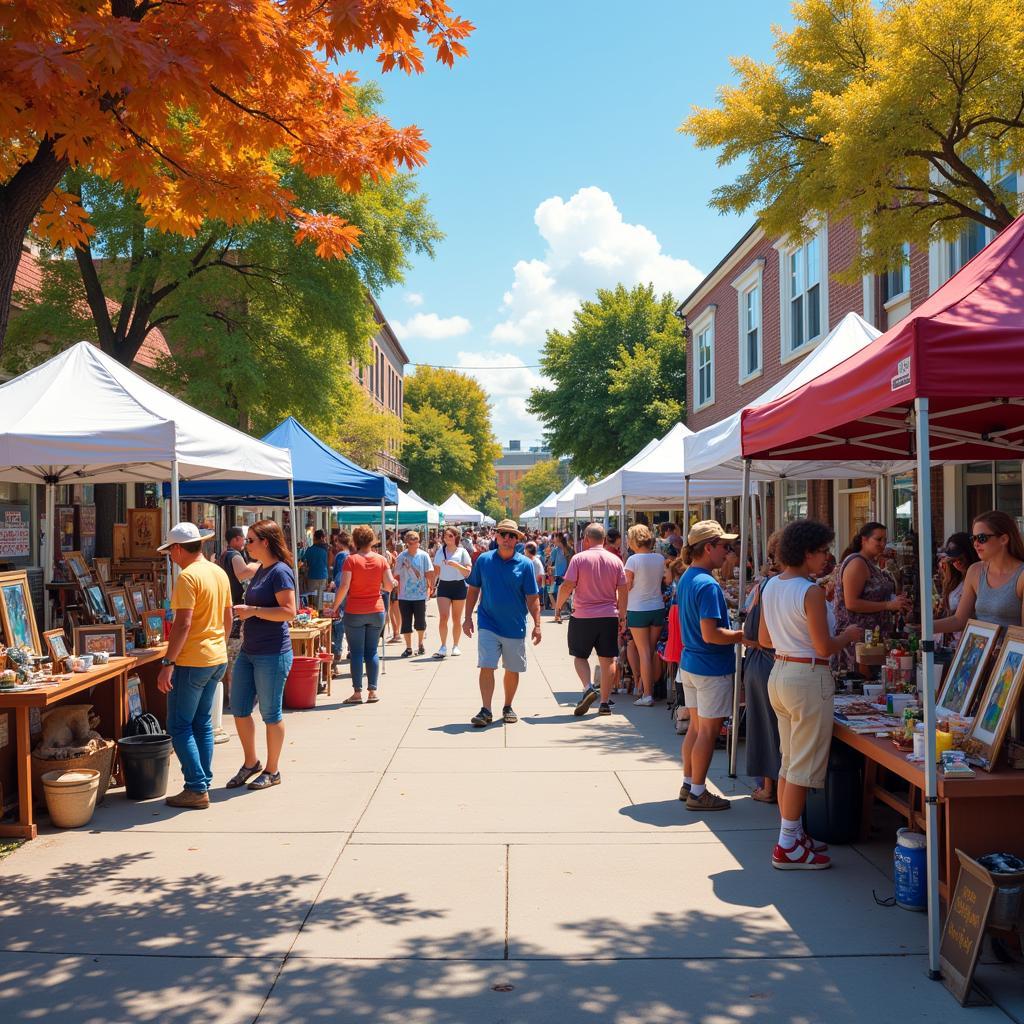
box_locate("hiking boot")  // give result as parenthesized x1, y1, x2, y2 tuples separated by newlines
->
(574, 685, 598, 717)
(166, 788, 209, 809)
(678, 782, 691, 802)
(471, 708, 493, 728)
(685, 789, 731, 812)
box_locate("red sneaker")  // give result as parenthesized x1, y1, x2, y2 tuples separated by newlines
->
(772, 841, 831, 870)
(800, 834, 829, 853)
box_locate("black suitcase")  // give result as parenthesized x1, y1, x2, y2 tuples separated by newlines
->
(802, 739, 863, 844)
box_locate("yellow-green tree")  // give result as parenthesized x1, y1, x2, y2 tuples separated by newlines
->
(681, 0, 1024, 272)
(334, 390, 404, 471)
(518, 459, 564, 513)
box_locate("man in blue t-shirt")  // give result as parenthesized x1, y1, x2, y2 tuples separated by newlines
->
(302, 529, 330, 612)
(676, 520, 744, 813)
(463, 520, 541, 728)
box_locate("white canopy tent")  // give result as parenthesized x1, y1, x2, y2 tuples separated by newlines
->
(553, 477, 588, 519)
(407, 489, 445, 522)
(439, 493, 486, 524)
(334, 488, 441, 528)
(537, 490, 560, 519)
(0, 341, 293, 624)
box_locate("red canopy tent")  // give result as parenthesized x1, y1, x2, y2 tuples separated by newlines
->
(736, 212, 1024, 982)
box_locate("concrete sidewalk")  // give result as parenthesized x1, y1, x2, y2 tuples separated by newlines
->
(1, 607, 1021, 1023)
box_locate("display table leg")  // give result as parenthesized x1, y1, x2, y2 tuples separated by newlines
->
(859, 758, 877, 840)
(0, 708, 37, 840)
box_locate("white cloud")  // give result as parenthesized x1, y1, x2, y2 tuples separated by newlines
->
(453, 351, 548, 448)
(404, 292, 424, 307)
(492, 186, 703, 347)
(393, 311, 471, 340)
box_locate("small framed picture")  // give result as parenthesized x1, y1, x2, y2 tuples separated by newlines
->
(73, 624, 126, 657)
(966, 626, 1024, 771)
(143, 611, 166, 645)
(145, 582, 161, 611)
(81, 581, 109, 623)
(937, 619, 1002, 718)
(106, 586, 137, 628)
(128, 584, 148, 620)
(0, 570, 41, 654)
(93, 557, 112, 583)
(126, 674, 145, 718)
(42, 628, 70, 665)
(63, 550, 92, 584)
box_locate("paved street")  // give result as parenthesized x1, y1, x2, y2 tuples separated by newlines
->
(1, 607, 1021, 1023)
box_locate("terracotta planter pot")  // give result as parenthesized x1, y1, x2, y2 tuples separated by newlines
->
(41, 768, 100, 828)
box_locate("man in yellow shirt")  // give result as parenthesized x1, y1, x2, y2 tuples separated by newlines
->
(157, 523, 233, 809)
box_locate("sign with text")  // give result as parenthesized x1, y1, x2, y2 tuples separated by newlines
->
(940, 850, 996, 1005)
(0, 505, 30, 559)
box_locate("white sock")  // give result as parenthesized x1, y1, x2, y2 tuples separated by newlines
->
(683, 776, 693, 787)
(690, 782, 707, 798)
(779, 817, 802, 848)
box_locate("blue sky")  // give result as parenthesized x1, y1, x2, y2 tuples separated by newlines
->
(345, 1, 794, 446)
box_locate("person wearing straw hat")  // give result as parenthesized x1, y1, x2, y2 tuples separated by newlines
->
(157, 522, 232, 810)
(463, 520, 541, 727)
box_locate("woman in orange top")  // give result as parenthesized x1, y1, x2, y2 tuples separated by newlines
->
(332, 525, 396, 704)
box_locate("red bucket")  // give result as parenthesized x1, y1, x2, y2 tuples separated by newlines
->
(284, 656, 320, 710)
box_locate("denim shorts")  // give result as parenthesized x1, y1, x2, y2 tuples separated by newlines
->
(231, 649, 294, 724)
(477, 628, 527, 673)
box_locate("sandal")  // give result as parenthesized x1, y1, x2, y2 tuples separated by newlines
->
(366, 692, 379, 703)
(247, 770, 281, 791)
(751, 786, 777, 804)
(342, 694, 363, 704)
(227, 762, 262, 789)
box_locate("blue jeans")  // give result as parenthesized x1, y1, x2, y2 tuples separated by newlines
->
(331, 616, 345, 657)
(231, 650, 293, 724)
(344, 612, 386, 690)
(167, 663, 226, 793)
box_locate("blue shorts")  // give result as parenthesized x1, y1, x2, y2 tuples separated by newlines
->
(231, 650, 293, 725)
(477, 628, 528, 673)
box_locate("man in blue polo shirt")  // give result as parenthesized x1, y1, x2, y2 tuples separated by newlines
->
(677, 520, 744, 813)
(463, 519, 541, 728)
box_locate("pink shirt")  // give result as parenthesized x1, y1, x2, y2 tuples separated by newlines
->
(564, 546, 627, 618)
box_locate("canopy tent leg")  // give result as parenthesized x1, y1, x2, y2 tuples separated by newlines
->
(914, 399, 942, 979)
(287, 479, 300, 605)
(379, 499, 387, 676)
(759, 482, 769, 571)
(43, 480, 56, 630)
(162, 494, 172, 596)
(683, 475, 690, 530)
(749, 488, 760, 572)
(170, 459, 181, 586)
(619, 496, 626, 535)
(728, 459, 752, 778)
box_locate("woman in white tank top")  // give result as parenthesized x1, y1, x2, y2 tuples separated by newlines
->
(758, 520, 862, 872)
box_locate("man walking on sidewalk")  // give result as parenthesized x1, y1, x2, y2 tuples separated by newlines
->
(677, 520, 745, 812)
(462, 520, 541, 727)
(157, 522, 233, 809)
(555, 523, 627, 718)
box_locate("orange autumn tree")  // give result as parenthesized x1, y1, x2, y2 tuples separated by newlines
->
(0, 0, 472, 352)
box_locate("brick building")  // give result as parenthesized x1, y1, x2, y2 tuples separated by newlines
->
(679, 197, 1022, 547)
(495, 441, 557, 518)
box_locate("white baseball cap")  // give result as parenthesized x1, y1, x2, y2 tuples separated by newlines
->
(157, 521, 216, 552)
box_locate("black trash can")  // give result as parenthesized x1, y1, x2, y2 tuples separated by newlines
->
(802, 739, 863, 844)
(117, 734, 173, 800)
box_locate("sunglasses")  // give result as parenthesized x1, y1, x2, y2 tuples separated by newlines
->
(497, 531, 518, 539)
(972, 533, 999, 545)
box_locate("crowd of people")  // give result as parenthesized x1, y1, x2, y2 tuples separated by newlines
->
(154, 504, 1024, 877)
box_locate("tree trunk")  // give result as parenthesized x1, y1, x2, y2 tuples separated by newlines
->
(0, 140, 69, 354)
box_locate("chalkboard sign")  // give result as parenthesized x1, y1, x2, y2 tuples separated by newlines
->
(940, 850, 996, 1006)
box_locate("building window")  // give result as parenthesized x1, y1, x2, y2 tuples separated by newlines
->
(690, 305, 716, 410)
(882, 243, 910, 302)
(777, 227, 826, 358)
(963, 461, 1023, 524)
(732, 259, 764, 382)
(782, 480, 808, 523)
(948, 221, 987, 276)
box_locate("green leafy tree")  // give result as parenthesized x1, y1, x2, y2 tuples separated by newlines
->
(518, 459, 564, 513)
(402, 405, 476, 505)
(404, 366, 501, 501)
(528, 284, 685, 479)
(333, 390, 404, 471)
(681, 0, 1024, 273)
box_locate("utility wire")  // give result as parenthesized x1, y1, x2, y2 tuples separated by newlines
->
(408, 362, 542, 369)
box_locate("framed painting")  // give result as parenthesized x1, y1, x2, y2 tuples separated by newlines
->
(80, 581, 110, 623)
(93, 557, 112, 583)
(966, 626, 1024, 771)
(126, 675, 145, 718)
(937, 619, 1001, 718)
(142, 611, 166, 645)
(112, 523, 130, 562)
(42, 628, 70, 665)
(0, 570, 41, 654)
(128, 508, 162, 559)
(145, 582, 162, 611)
(106, 586, 136, 628)
(63, 550, 92, 584)
(73, 624, 126, 658)
(128, 583, 148, 620)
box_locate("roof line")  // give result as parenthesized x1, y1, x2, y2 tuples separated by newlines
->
(676, 222, 761, 317)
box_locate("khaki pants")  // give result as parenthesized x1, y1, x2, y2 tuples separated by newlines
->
(767, 660, 834, 789)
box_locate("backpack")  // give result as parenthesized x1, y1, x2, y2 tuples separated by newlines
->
(124, 712, 162, 736)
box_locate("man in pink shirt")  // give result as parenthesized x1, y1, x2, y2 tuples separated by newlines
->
(554, 522, 628, 717)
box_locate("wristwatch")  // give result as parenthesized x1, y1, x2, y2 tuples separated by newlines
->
(160, 658, 175, 667)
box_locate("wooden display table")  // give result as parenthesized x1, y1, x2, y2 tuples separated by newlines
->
(289, 620, 332, 695)
(0, 659, 132, 840)
(834, 721, 1024, 901)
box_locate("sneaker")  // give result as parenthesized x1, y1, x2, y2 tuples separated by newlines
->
(678, 783, 691, 802)
(597, 702, 611, 715)
(502, 706, 518, 724)
(213, 728, 230, 745)
(685, 789, 731, 812)
(573, 685, 598, 717)
(801, 834, 829, 853)
(451, 646, 462, 657)
(633, 694, 654, 707)
(401, 648, 413, 658)
(772, 842, 832, 870)
(471, 708, 493, 728)
(433, 645, 448, 660)
(166, 788, 210, 809)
